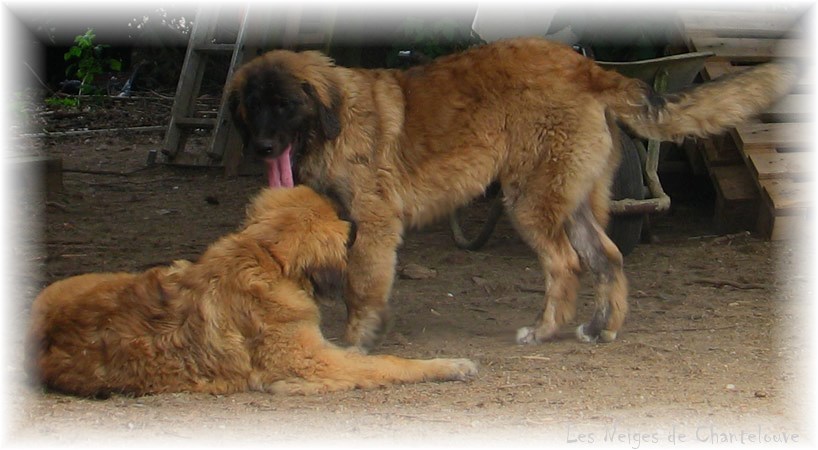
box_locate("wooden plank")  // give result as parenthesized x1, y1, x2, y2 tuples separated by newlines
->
(710, 164, 759, 234)
(760, 178, 813, 213)
(701, 135, 742, 166)
(678, 8, 812, 240)
(733, 123, 811, 152)
(163, 6, 218, 161)
(701, 60, 738, 81)
(760, 94, 812, 122)
(757, 179, 813, 240)
(678, 10, 802, 38)
(175, 117, 217, 129)
(688, 37, 805, 62)
(194, 43, 236, 53)
(747, 151, 813, 180)
(213, 6, 252, 170)
(711, 165, 759, 201)
(759, 212, 811, 240)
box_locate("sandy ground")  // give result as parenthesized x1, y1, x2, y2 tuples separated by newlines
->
(2, 96, 815, 448)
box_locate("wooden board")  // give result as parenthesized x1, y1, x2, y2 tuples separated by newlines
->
(758, 211, 811, 240)
(756, 178, 813, 240)
(760, 94, 812, 123)
(711, 165, 759, 202)
(688, 37, 805, 62)
(747, 151, 812, 181)
(679, 8, 811, 240)
(678, 9, 802, 38)
(709, 165, 760, 234)
(701, 135, 742, 166)
(732, 123, 811, 152)
(700, 61, 739, 81)
(761, 178, 813, 213)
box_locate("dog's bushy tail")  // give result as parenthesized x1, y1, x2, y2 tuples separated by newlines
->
(600, 62, 800, 143)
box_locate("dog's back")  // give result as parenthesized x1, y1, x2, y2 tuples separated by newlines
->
(26, 265, 198, 397)
(28, 272, 144, 396)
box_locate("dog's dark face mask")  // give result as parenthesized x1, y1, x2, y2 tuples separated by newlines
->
(227, 63, 341, 189)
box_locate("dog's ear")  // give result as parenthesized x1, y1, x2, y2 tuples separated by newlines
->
(227, 87, 250, 144)
(302, 82, 341, 140)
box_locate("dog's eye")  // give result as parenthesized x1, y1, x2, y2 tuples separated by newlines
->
(277, 98, 302, 113)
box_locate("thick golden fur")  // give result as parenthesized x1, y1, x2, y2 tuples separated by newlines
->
(227, 37, 799, 349)
(26, 186, 477, 397)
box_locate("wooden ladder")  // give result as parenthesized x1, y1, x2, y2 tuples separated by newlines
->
(161, 5, 336, 174)
(161, 5, 250, 168)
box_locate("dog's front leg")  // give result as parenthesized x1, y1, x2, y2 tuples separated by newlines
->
(343, 217, 403, 352)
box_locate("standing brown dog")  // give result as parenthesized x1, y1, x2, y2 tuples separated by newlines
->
(27, 186, 477, 397)
(227, 37, 798, 350)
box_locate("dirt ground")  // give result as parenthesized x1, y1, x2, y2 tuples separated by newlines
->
(3, 95, 814, 448)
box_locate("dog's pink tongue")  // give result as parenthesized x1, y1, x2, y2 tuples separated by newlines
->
(265, 145, 294, 188)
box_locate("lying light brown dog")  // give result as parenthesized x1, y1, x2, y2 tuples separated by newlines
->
(27, 186, 477, 397)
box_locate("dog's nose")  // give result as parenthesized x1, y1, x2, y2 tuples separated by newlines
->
(254, 140, 275, 156)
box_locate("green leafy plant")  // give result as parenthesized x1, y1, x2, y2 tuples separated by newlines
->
(45, 97, 79, 108)
(64, 28, 122, 95)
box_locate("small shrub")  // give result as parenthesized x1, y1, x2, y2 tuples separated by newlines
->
(44, 97, 80, 108)
(64, 28, 122, 96)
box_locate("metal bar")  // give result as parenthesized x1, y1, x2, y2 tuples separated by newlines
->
(610, 138, 671, 216)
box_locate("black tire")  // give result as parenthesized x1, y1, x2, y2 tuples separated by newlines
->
(449, 195, 504, 251)
(606, 133, 645, 257)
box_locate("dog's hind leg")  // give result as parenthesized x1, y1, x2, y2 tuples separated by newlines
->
(566, 201, 628, 343)
(504, 178, 583, 344)
(513, 229, 582, 344)
(504, 108, 623, 344)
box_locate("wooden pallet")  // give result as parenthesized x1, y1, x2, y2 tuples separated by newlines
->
(678, 8, 812, 239)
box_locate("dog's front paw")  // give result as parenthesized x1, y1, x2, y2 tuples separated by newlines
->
(516, 324, 557, 345)
(441, 358, 478, 381)
(516, 326, 538, 345)
(434, 358, 477, 381)
(345, 307, 393, 352)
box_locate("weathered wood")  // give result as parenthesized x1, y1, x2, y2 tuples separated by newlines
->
(732, 123, 811, 152)
(679, 7, 811, 240)
(689, 37, 805, 62)
(747, 151, 812, 181)
(709, 165, 760, 234)
(678, 9, 802, 38)
(760, 178, 813, 213)
(21, 126, 166, 139)
(759, 94, 812, 123)
(163, 5, 224, 164)
(757, 179, 812, 240)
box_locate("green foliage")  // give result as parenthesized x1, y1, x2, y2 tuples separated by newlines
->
(45, 97, 80, 108)
(64, 28, 122, 95)
(388, 18, 485, 68)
